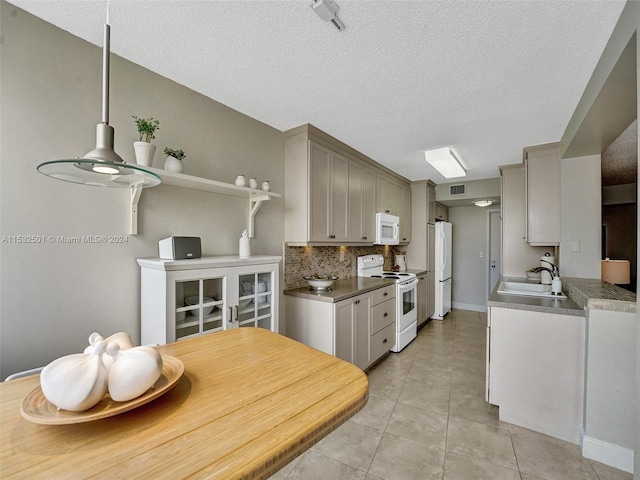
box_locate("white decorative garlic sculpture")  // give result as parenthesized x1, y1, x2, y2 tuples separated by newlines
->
(84, 331, 134, 369)
(106, 344, 163, 402)
(40, 340, 110, 412)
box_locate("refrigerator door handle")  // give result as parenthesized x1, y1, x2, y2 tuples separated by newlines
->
(440, 230, 447, 275)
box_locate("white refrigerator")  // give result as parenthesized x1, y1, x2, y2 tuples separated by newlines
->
(433, 221, 452, 320)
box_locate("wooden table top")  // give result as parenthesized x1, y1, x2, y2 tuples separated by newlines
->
(0, 328, 369, 479)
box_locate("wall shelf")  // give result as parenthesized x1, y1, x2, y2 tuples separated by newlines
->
(130, 167, 281, 237)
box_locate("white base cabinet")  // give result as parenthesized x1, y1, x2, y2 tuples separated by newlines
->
(486, 306, 585, 444)
(138, 256, 281, 345)
(286, 284, 396, 371)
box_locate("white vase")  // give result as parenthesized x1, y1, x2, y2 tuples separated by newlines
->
(133, 142, 156, 167)
(164, 155, 184, 173)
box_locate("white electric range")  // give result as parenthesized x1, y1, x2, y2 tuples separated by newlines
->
(357, 254, 418, 352)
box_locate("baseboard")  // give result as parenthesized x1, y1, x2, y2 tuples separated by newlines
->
(580, 428, 634, 474)
(452, 302, 487, 313)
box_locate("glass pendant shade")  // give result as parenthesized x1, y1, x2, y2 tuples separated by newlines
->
(36, 22, 160, 189)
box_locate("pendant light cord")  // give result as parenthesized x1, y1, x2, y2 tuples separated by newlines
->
(101, 0, 111, 125)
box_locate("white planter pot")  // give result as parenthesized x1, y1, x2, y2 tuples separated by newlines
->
(164, 155, 184, 173)
(133, 142, 156, 167)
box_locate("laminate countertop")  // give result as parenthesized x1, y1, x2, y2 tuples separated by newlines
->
(488, 277, 637, 316)
(284, 276, 395, 303)
(0, 328, 369, 480)
(488, 277, 584, 316)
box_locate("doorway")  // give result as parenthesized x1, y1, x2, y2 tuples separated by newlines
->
(488, 210, 501, 296)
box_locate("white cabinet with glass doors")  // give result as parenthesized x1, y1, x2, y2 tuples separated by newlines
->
(138, 256, 281, 345)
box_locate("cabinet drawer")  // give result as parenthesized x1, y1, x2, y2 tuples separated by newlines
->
(371, 323, 395, 362)
(371, 285, 395, 306)
(371, 299, 396, 334)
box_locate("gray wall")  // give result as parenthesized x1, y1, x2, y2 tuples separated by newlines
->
(0, 4, 285, 379)
(449, 206, 489, 312)
(560, 155, 602, 278)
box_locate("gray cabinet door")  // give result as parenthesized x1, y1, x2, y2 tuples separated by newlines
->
(426, 223, 436, 319)
(309, 142, 331, 241)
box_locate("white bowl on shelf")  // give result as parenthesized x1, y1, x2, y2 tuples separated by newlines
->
(185, 296, 215, 316)
(242, 281, 268, 296)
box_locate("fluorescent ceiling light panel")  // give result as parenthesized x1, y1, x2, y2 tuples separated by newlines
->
(424, 147, 466, 178)
(474, 200, 493, 207)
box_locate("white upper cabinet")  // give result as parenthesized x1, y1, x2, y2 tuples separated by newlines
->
(524, 142, 561, 246)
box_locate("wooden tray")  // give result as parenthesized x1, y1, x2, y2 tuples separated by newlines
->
(20, 355, 184, 425)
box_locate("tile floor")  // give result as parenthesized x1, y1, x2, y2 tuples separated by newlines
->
(270, 309, 633, 480)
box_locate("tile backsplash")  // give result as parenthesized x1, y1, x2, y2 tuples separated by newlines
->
(284, 245, 392, 289)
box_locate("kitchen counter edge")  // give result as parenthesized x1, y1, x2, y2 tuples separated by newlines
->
(284, 277, 396, 303)
(488, 277, 584, 316)
(489, 276, 637, 316)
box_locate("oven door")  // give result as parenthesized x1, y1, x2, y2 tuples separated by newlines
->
(397, 278, 418, 331)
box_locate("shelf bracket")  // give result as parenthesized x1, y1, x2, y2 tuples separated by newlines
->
(130, 186, 143, 235)
(248, 193, 270, 238)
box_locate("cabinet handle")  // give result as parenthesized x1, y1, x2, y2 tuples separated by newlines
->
(385, 210, 390, 214)
(402, 238, 407, 241)
(383, 292, 388, 296)
(234, 305, 238, 320)
(383, 338, 388, 344)
(228, 306, 233, 322)
(384, 312, 388, 317)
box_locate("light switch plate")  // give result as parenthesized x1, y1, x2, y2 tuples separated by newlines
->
(571, 240, 580, 252)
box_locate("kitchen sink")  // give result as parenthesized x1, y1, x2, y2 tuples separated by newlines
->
(497, 281, 567, 299)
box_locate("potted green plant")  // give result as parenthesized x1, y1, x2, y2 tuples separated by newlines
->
(132, 116, 160, 167)
(163, 147, 186, 173)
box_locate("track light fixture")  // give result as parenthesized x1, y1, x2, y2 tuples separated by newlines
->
(310, 0, 345, 31)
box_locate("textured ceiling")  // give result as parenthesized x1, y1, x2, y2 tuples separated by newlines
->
(10, 0, 627, 182)
(602, 119, 638, 187)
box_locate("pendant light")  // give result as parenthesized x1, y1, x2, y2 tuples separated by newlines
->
(37, 8, 160, 188)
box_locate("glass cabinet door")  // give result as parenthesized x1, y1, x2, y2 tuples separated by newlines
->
(175, 276, 225, 340)
(237, 271, 274, 329)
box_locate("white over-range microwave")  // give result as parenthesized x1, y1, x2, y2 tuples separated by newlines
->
(375, 212, 400, 245)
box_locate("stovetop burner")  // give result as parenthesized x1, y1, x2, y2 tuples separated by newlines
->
(357, 255, 417, 284)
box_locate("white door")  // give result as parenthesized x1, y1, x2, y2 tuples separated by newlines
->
(488, 211, 501, 294)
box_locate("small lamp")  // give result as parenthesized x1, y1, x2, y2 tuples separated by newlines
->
(601, 258, 630, 285)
